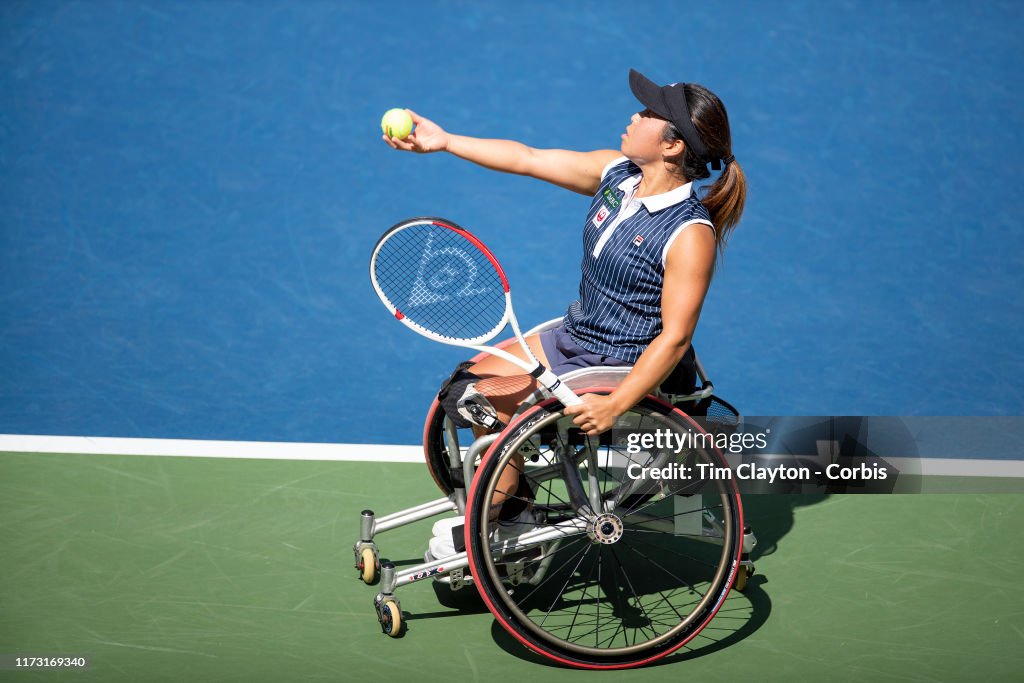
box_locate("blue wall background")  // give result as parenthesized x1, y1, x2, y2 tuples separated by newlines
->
(2, 1, 1021, 444)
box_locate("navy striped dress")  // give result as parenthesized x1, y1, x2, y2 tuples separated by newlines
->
(563, 157, 714, 364)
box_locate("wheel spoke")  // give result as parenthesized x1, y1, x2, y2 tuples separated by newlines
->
(471, 401, 743, 666)
(616, 537, 704, 598)
(622, 501, 725, 526)
(511, 534, 590, 606)
(560, 543, 603, 644)
(621, 531, 724, 571)
(538, 541, 595, 630)
(619, 483, 723, 518)
(621, 502, 727, 538)
(607, 545, 660, 643)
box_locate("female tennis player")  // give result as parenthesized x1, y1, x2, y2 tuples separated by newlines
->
(384, 68, 745, 449)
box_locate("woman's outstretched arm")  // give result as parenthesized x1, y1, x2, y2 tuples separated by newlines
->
(383, 109, 620, 195)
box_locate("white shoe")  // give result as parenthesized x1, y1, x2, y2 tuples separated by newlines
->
(424, 516, 475, 587)
(426, 509, 540, 560)
(427, 515, 464, 560)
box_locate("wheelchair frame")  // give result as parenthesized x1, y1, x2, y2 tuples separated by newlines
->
(352, 318, 758, 668)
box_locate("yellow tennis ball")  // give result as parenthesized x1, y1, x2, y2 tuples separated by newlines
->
(381, 108, 413, 139)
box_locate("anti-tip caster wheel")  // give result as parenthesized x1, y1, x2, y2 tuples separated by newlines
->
(735, 563, 755, 592)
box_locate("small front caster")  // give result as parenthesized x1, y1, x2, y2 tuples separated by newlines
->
(374, 594, 402, 637)
(358, 546, 379, 585)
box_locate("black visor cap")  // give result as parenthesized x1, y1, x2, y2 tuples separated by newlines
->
(629, 69, 674, 121)
(628, 68, 710, 162)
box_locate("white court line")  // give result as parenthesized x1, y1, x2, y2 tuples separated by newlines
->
(0, 434, 423, 463)
(887, 456, 1024, 478)
(1, 435, 1023, 477)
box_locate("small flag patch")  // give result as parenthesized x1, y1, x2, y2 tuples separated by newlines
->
(632, 234, 645, 246)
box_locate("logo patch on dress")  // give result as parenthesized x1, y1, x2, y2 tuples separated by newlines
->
(632, 234, 645, 246)
(602, 188, 623, 211)
(592, 206, 610, 227)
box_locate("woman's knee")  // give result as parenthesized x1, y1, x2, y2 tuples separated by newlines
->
(475, 375, 537, 411)
(468, 333, 549, 379)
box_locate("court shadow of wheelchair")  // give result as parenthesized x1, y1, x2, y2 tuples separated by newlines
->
(403, 417, 916, 661)
(481, 527, 772, 667)
(486, 414, 919, 668)
(403, 533, 773, 664)
(738, 415, 920, 561)
(402, 539, 774, 665)
(487, 573, 772, 668)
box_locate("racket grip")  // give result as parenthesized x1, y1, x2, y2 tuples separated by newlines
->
(535, 368, 582, 406)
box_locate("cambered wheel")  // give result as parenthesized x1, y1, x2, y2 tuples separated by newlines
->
(423, 397, 459, 495)
(465, 393, 744, 670)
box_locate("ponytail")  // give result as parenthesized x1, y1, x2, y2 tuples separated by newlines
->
(700, 160, 746, 255)
(662, 83, 747, 258)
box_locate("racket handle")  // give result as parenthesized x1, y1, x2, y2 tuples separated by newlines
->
(535, 368, 582, 406)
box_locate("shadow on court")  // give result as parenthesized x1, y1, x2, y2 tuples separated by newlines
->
(743, 493, 829, 561)
(488, 573, 772, 668)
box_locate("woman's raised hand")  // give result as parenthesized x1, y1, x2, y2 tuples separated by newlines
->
(382, 109, 450, 154)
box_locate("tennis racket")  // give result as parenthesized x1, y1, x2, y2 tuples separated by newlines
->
(370, 216, 581, 407)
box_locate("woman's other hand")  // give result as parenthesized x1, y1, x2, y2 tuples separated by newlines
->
(563, 393, 625, 436)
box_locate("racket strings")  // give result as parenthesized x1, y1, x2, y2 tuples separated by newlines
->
(374, 224, 508, 342)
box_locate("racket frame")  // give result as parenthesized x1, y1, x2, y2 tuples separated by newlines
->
(370, 217, 581, 407)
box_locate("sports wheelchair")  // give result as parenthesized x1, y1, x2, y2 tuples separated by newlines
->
(353, 318, 757, 670)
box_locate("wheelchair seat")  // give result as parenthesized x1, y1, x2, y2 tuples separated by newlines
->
(520, 317, 709, 410)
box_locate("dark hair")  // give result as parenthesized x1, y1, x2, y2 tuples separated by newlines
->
(661, 83, 746, 256)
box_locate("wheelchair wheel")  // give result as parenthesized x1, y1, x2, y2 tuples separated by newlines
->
(422, 397, 457, 495)
(464, 393, 743, 670)
(423, 338, 529, 496)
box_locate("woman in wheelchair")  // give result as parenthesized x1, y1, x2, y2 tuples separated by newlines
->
(369, 70, 751, 667)
(386, 69, 746, 512)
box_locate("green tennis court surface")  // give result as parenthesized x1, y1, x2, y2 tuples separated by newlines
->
(1, 451, 1021, 681)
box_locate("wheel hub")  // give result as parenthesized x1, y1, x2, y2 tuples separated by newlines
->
(587, 513, 624, 544)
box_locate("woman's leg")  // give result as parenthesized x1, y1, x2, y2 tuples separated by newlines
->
(469, 332, 550, 424)
(469, 333, 550, 519)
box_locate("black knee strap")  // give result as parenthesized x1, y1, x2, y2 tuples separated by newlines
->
(438, 362, 477, 429)
(437, 362, 505, 430)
